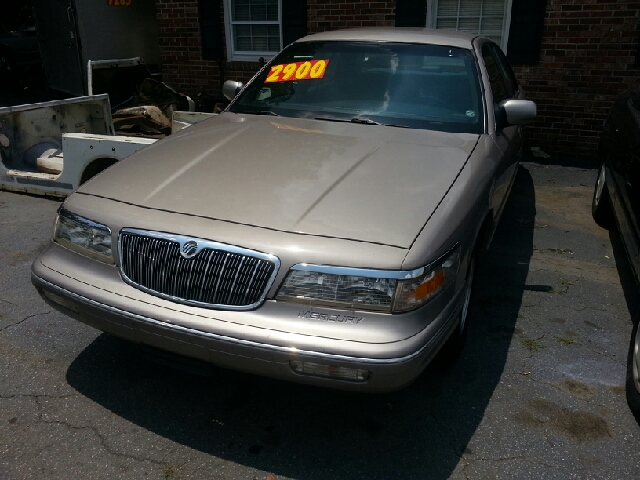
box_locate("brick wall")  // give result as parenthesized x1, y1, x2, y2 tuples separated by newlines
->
(156, 0, 222, 97)
(514, 0, 640, 159)
(307, 1, 395, 33)
(155, 0, 640, 159)
(155, 0, 396, 100)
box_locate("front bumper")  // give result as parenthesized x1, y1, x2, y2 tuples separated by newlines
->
(32, 244, 466, 392)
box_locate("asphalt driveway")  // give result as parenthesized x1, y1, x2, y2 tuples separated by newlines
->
(1, 159, 639, 479)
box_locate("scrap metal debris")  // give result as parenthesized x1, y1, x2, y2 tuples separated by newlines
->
(112, 105, 171, 138)
(112, 78, 196, 138)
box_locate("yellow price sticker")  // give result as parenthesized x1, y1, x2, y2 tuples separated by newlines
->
(266, 59, 329, 83)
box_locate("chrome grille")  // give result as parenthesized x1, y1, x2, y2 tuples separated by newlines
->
(119, 230, 279, 310)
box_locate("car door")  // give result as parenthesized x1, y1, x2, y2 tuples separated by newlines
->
(481, 42, 523, 217)
(609, 95, 640, 261)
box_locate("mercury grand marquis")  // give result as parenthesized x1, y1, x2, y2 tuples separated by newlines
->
(32, 28, 536, 391)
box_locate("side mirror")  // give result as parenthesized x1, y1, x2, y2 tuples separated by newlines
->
(498, 99, 537, 126)
(222, 80, 244, 101)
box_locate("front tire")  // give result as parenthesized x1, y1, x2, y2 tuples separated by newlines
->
(437, 253, 476, 363)
(627, 319, 640, 419)
(592, 162, 613, 228)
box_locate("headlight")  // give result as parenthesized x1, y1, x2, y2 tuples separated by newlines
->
(53, 207, 113, 263)
(277, 268, 396, 312)
(276, 246, 459, 313)
(393, 248, 459, 312)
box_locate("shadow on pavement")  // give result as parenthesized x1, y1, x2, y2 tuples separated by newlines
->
(65, 166, 536, 479)
(521, 154, 598, 171)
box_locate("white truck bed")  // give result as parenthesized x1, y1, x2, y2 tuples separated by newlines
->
(0, 95, 214, 198)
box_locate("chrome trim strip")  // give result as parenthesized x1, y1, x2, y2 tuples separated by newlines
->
(57, 206, 112, 233)
(33, 274, 463, 365)
(289, 243, 460, 280)
(117, 228, 281, 311)
(58, 205, 111, 235)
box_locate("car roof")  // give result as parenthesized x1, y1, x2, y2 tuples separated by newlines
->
(296, 27, 478, 50)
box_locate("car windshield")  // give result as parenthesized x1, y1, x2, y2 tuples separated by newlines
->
(229, 41, 484, 134)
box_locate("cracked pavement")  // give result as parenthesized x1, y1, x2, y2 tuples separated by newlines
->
(1, 161, 639, 479)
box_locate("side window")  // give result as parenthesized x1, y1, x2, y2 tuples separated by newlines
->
(491, 45, 519, 98)
(482, 43, 508, 104)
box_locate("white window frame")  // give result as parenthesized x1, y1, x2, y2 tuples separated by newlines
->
(426, 0, 513, 53)
(223, 0, 283, 62)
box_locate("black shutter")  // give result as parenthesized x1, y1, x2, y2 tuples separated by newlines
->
(282, 0, 307, 47)
(507, 0, 546, 65)
(199, 0, 223, 61)
(395, 0, 426, 28)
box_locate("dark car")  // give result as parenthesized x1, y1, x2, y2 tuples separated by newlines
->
(591, 92, 640, 416)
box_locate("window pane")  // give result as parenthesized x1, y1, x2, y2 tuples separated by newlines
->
(459, 2, 480, 17)
(482, 0, 505, 16)
(491, 44, 518, 97)
(268, 37, 280, 50)
(235, 24, 251, 36)
(437, 0, 460, 17)
(458, 17, 480, 32)
(436, 18, 457, 29)
(233, 0, 250, 21)
(482, 44, 507, 103)
(252, 24, 268, 36)
(435, 0, 506, 46)
(232, 0, 278, 21)
(236, 36, 253, 50)
(266, 3, 278, 21)
(233, 23, 280, 52)
(231, 0, 280, 52)
(234, 24, 252, 50)
(480, 17, 504, 33)
(250, 4, 267, 20)
(253, 36, 268, 50)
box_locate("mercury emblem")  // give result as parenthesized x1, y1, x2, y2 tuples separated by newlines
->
(181, 240, 199, 258)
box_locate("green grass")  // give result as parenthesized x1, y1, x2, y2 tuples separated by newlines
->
(521, 337, 544, 352)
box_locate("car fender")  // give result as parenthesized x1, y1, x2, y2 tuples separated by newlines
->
(401, 134, 500, 278)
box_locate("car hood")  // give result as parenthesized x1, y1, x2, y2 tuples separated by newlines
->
(79, 113, 479, 248)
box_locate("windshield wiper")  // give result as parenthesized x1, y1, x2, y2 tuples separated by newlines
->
(315, 116, 409, 128)
(315, 116, 374, 124)
(246, 110, 280, 116)
(351, 116, 380, 125)
(352, 117, 410, 128)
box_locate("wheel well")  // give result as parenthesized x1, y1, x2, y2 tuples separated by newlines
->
(80, 157, 118, 185)
(475, 212, 494, 258)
